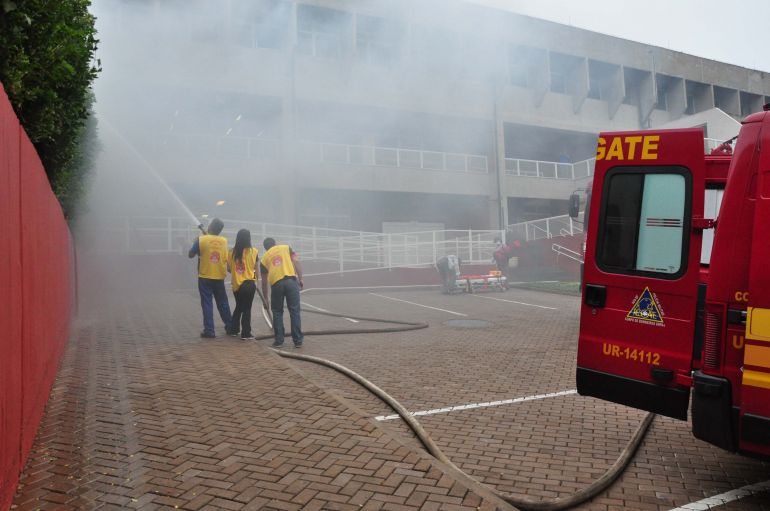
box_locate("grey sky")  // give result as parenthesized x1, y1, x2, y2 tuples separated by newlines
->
(472, 0, 769, 73)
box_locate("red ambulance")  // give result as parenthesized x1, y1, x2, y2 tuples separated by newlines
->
(575, 112, 770, 458)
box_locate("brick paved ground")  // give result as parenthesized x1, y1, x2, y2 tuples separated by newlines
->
(11, 292, 511, 511)
(294, 289, 770, 510)
(11, 286, 770, 510)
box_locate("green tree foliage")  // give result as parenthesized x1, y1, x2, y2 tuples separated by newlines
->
(0, 0, 100, 218)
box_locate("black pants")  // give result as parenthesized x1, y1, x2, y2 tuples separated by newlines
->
(230, 280, 256, 336)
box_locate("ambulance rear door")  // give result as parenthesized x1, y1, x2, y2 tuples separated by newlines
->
(577, 129, 706, 420)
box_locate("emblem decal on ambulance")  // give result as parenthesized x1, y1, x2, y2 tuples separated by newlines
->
(626, 287, 665, 326)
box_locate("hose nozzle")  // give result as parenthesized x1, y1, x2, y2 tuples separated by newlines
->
(197, 223, 206, 234)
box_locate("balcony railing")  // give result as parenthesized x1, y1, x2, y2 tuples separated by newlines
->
(298, 141, 489, 173)
(504, 157, 595, 180)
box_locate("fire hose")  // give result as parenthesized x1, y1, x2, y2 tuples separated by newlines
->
(251, 301, 655, 511)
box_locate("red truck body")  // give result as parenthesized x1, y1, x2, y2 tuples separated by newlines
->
(576, 117, 770, 457)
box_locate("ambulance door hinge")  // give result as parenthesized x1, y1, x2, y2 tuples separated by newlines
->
(692, 218, 716, 230)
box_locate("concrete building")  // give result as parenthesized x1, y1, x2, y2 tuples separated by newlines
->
(95, 0, 758, 233)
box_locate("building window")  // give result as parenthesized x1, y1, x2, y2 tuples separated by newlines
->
(550, 70, 566, 94)
(297, 5, 350, 59)
(232, 0, 290, 49)
(356, 14, 404, 66)
(685, 93, 696, 114)
(597, 168, 690, 278)
(509, 45, 533, 88)
(411, 25, 459, 70)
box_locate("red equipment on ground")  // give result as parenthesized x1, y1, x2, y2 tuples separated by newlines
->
(455, 271, 507, 293)
(575, 122, 770, 458)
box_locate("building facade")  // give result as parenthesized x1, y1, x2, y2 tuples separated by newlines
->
(94, 0, 762, 232)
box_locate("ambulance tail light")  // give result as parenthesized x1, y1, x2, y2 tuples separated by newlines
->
(703, 303, 725, 371)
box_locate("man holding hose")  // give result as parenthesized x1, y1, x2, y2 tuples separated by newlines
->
(188, 218, 232, 338)
(260, 237, 304, 348)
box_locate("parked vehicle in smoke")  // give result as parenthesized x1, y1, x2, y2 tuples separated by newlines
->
(572, 116, 770, 458)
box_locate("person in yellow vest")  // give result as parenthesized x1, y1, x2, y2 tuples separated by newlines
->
(188, 218, 232, 338)
(260, 237, 304, 348)
(227, 229, 258, 340)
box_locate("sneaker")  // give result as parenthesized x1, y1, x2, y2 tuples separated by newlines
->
(271, 342, 284, 348)
(228, 332, 239, 338)
(241, 334, 254, 340)
(293, 343, 303, 349)
(200, 331, 216, 339)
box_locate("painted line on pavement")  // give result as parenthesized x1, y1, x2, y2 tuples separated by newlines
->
(471, 293, 558, 310)
(375, 389, 577, 421)
(302, 301, 359, 323)
(668, 480, 770, 510)
(368, 293, 467, 317)
(301, 284, 439, 294)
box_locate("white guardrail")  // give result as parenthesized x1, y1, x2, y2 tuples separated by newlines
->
(84, 217, 506, 274)
(504, 157, 595, 180)
(155, 134, 604, 180)
(507, 213, 584, 242)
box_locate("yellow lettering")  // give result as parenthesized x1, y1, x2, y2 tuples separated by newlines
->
(596, 137, 606, 160)
(603, 343, 612, 355)
(625, 136, 643, 159)
(606, 137, 625, 160)
(611, 345, 621, 357)
(732, 335, 745, 350)
(734, 291, 749, 302)
(641, 135, 660, 160)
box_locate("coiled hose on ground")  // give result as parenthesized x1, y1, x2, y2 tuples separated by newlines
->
(253, 306, 655, 511)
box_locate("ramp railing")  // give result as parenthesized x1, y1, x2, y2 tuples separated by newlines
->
(552, 243, 583, 263)
(507, 213, 584, 242)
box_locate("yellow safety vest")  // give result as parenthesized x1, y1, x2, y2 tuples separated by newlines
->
(260, 245, 296, 286)
(228, 247, 258, 291)
(198, 235, 228, 280)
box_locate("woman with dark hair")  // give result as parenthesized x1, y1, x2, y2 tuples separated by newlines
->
(227, 229, 259, 339)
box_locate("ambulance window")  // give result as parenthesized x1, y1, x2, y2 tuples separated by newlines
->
(598, 168, 689, 278)
(700, 188, 723, 265)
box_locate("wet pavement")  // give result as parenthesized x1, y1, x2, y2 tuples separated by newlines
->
(11, 287, 770, 510)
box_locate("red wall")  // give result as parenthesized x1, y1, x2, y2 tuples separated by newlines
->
(0, 85, 72, 510)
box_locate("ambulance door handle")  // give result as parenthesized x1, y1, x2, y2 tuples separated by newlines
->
(584, 284, 606, 308)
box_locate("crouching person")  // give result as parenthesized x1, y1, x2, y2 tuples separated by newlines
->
(436, 254, 461, 294)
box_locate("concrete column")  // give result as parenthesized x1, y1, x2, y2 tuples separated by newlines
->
(608, 65, 626, 119)
(278, 0, 299, 225)
(490, 93, 508, 230)
(570, 57, 589, 114)
(666, 77, 687, 120)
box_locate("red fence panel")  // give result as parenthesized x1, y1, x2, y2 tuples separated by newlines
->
(19, 132, 72, 456)
(0, 85, 72, 510)
(0, 84, 24, 511)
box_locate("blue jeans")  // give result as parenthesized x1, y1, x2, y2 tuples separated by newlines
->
(271, 277, 303, 345)
(198, 278, 232, 335)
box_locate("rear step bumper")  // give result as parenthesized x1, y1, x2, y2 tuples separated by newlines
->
(576, 367, 689, 420)
(692, 371, 737, 451)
